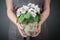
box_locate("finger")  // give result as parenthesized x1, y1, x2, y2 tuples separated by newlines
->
(18, 25, 23, 30)
(19, 29, 27, 37)
(32, 30, 40, 37)
(36, 26, 40, 33)
(32, 33, 39, 37)
(20, 26, 23, 30)
(32, 26, 41, 37)
(18, 26, 27, 37)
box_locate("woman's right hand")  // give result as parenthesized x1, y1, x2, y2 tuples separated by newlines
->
(16, 23, 27, 38)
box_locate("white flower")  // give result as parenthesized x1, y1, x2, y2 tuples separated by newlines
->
(16, 13, 20, 17)
(20, 7, 26, 14)
(23, 5, 29, 11)
(16, 3, 41, 17)
(16, 7, 26, 17)
(28, 8, 37, 13)
(35, 5, 39, 8)
(36, 8, 40, 13)
(28, 8, 37, 17)
(16, 7, 27, 15)
(28, 3, 32, 7)
(16, 8, 21, 17)
(34, 5, 40, 13)
(28, 3, 35, 8)
(31, 4, 35, 7)
(31, 12, 36, 17)
(28, 3, 40, 13)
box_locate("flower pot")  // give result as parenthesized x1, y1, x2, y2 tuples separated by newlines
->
(21, 22, 38, 36)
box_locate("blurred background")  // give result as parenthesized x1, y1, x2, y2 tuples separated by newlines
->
(0, 0, 60, 40)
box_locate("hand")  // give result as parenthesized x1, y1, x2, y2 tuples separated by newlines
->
(17, 23, 27, 38)
(32, 22, 42, 37)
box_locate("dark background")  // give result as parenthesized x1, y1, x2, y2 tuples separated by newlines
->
(0, 0, 60, 40)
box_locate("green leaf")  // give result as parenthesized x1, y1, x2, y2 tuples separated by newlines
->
(18, 15, 25, 23)
(33, 15, 39, 22)
(28, 16, 34, 23)
(35, 13, 41, 21)
(22, 19, 28, 24)
(24, 12, 31, 19)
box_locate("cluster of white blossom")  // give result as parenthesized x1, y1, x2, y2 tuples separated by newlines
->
(16, 3, 40, 17)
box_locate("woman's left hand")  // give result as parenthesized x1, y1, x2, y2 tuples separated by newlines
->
(32, 22, 42, 37)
